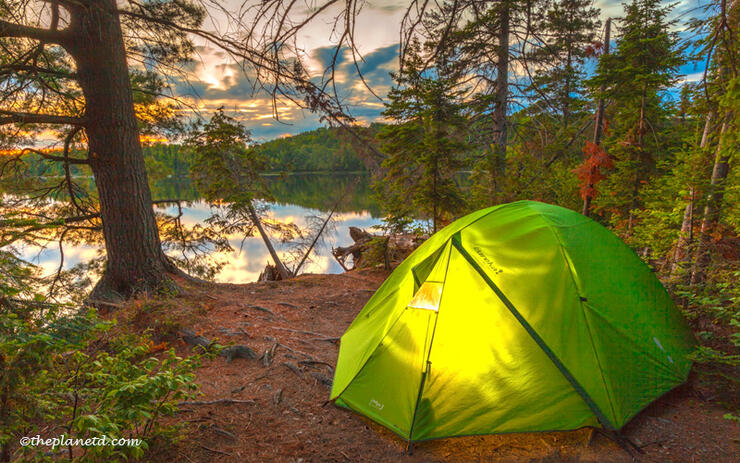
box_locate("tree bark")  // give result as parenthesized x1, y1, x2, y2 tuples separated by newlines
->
(668, 187, 695, 277)
(66, 1, 178, 301)
(490, 1, 510, 198)
(221, 150, 292, 280)
(690, 115, 732, 285)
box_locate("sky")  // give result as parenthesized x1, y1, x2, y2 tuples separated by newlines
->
(176, 0, 708, 142)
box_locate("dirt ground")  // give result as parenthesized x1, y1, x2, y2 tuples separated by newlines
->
(143, 270, 738, 463)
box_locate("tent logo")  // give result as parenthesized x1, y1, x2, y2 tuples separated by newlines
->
(473, 247, 503, 274)
(369, 399, 384, 410)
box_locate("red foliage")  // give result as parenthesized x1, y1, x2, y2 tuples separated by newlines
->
(573, 141, 613, 200)
(585, 41, 604, 58)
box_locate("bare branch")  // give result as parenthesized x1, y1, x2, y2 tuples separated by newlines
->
(18, 147, 89, 165)
(0, 110, 85, 126)
(0, 64, 78, 80)
(0, 19, 68, 44)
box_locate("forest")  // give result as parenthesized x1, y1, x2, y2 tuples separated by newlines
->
(6, 126, 375, 178)
(1, 0, 738, 461)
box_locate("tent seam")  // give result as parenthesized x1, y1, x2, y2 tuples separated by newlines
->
(407, 241, 453, 442)
(451, 233, 616, 431)
(333, 241, 452, 428)
(335, 239, 452, 393)
(530, 205, 620, 427)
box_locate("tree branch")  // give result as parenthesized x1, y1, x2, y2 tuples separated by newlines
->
(0, 64, 78, 80)
(19, 147, 89, 165)
(0, 19, 68, 44)
(0, 110, 85, 126)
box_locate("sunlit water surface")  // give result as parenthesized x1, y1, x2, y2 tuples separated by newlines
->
(17, 174, 383, 284)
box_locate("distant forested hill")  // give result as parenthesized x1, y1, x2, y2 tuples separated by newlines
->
(3, 126, 377, 199)
(138, 125, 379, 176)
(252, 125, 379, 172)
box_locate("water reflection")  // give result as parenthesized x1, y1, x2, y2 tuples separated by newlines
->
(150, 171, 382, 217)
(161, 201, 381, 282)
(19, 174, 382, 284)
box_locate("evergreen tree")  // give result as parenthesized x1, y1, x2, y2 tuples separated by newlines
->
(450, 0, 545, 201)
(587, 0, 684, 234)
(529, 0, 601, 130)
(187, 109, 291, 279)
(375, 42, 469, 233)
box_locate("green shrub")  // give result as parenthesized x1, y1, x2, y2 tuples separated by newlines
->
(0, 252, 202, 462)
(675, 269, 740, 418)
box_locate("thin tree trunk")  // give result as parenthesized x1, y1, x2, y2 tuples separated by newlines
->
(669, 111, 714, 277)
(627, 86, 648, 236)
(490, 1, 510, 197)
(582, 18, 611, 217)
(433, 154, 439, 233)
(293, 205, 337, 276)
(563, 20, 573, 131)
(690, 115, 732, 285)
(222, 152, 291, 280)
(246, 203, 292, 280)
(67, 1, 177, 301)
(668, 187, 695, 276)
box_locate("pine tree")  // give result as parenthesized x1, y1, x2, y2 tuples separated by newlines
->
(187, 109, 291, 279)
(587, 0, 684, 234)
(451, 0, 541, 201)
(375, 41, 469, 233)
(529, 0, 601, 130)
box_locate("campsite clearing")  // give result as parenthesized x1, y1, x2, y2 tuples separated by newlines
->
(137, 270, 738, 462)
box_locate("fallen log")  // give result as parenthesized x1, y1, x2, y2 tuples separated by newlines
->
(332, 227, 426, 270)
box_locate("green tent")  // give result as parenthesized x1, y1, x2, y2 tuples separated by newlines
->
(330, 200, 694, 443)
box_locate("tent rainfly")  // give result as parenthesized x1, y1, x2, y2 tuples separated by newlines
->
(330, 200, 694, 446)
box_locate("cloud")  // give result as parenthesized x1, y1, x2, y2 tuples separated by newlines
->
(172, 0, 698, 141)
(169, 40, 399, 140)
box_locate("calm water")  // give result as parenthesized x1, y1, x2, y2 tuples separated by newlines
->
(20, 173, 383, 283)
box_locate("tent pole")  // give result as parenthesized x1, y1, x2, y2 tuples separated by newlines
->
(450, 234, 617, 430)
(594, 427, 644, 460)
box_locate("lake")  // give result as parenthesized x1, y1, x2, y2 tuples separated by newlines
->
(18, 173, 384, 284)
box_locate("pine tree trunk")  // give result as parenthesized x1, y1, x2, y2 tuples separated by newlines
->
(668, 187, 695, 277)
(690, 115, 732, 285)
(490, 1, 510, 198)
(221, 152, 291, 280)
(433, 163, 438, 233)
(66, 1, 177, 301)
(563, 9, 573, 131)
